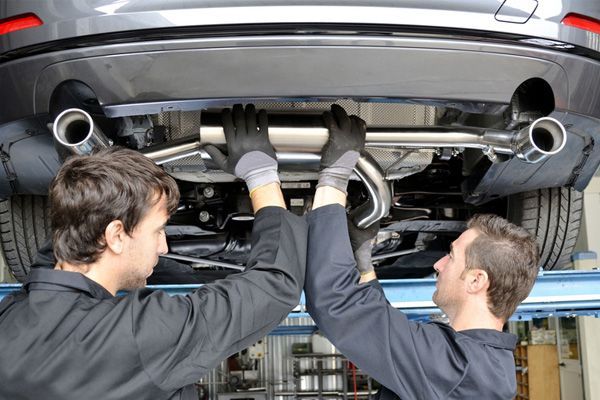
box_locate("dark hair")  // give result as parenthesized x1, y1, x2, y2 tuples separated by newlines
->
(465, 214, 540, 321)
(49, 147, 180, 265)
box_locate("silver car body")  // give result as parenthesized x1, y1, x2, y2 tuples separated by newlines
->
(0, 0, 599, 273)
(2, 0, 600, 191)
(0, 2, 599, 118)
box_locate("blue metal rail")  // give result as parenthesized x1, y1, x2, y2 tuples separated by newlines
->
(2, 270, 600, 323)
(376, 269, 600, 321)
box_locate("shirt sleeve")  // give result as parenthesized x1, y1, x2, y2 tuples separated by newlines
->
(128, 206, 307, 391)
(305, 204, 467, 400)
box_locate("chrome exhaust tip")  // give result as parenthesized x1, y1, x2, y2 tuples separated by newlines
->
(53, 108, 112, 155)
(514, 117, 567, 163)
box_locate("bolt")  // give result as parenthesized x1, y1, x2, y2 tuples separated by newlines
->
(199, 211, 210, 223)
(482, 145, 498, 163)
(203, 186, 215, 198)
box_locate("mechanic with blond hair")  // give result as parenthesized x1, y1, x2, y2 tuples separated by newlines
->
(305, 105, 540, 399)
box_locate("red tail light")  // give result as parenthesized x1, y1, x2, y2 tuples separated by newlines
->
(562, 13, 600, 35)
(0, 13, 43, 36)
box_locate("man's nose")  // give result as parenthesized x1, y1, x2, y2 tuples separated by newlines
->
(433, 254, 448, 273)
(158, 235, 169, 255)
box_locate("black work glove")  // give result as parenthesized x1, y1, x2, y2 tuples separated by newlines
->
(317, 104, 367, 194)
(204, 104, 279, 193)
(347, 214, 379, 275)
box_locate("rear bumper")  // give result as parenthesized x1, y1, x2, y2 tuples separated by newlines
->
(1, 32, 600, 125)
(1, 32, 600, 199)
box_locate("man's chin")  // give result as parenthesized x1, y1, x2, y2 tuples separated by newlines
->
(432, 291, 443, 309)
(121, 278, 148, 291)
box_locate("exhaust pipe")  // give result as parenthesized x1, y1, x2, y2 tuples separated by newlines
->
(512, 117, 567, 163)
(353, 153, 392, 228)
(53, 108, 112, 155)
(194, 115, 566, 163)
(142, 141, 389, 228)
(54, 109, 567, 228)
(51, 108, 388, 227)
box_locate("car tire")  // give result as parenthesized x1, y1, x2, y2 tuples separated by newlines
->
(507, 187, 583, 270)
(0, 195, 51, 282)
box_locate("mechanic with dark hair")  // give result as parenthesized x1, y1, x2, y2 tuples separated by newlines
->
(0, 105, 307, 400)
(304, 105, 540, 399)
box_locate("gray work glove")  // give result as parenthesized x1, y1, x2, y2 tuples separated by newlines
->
(317, 104, 367, 194)
(204, 104, 279, 193)
(347, 214, 380, 275)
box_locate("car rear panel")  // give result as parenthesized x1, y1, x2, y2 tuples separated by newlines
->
(1, 0, 600, 54)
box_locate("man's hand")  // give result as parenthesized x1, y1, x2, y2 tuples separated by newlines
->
(317, 104, 366, 194)
(347, 214, 379, 281)
(204, 104, 279, 194)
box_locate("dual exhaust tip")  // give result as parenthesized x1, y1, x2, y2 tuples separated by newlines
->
(52, 108, 568, 228)
(53, 108, 568, 163)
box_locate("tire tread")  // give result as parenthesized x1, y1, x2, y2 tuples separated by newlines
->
(509, 187, 582, 270)
(0, 195, 50, 281)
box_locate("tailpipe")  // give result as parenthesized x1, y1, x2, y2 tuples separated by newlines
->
(52, 108, 112, 155)
(512, 117, 567, 163)
(478, 117, 566, 163)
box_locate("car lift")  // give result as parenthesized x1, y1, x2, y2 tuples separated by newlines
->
(1, 269, 599, 335)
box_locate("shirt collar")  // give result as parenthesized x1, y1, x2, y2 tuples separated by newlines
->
(430, 321, 518, 350)
(457, 328, 518, 350)
(25, 268, 114, 300)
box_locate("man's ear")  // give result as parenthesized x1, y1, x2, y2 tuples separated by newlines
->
(105, 220, 126, 254)
(465, 268, 489, 294)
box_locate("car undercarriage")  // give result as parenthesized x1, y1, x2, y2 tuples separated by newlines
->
(0, 93, 586, 281)
(1, 1, 599, 281)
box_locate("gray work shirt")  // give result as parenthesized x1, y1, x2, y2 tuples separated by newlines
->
(304, 205, 518, 400)
(0, 207, 307, 400)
